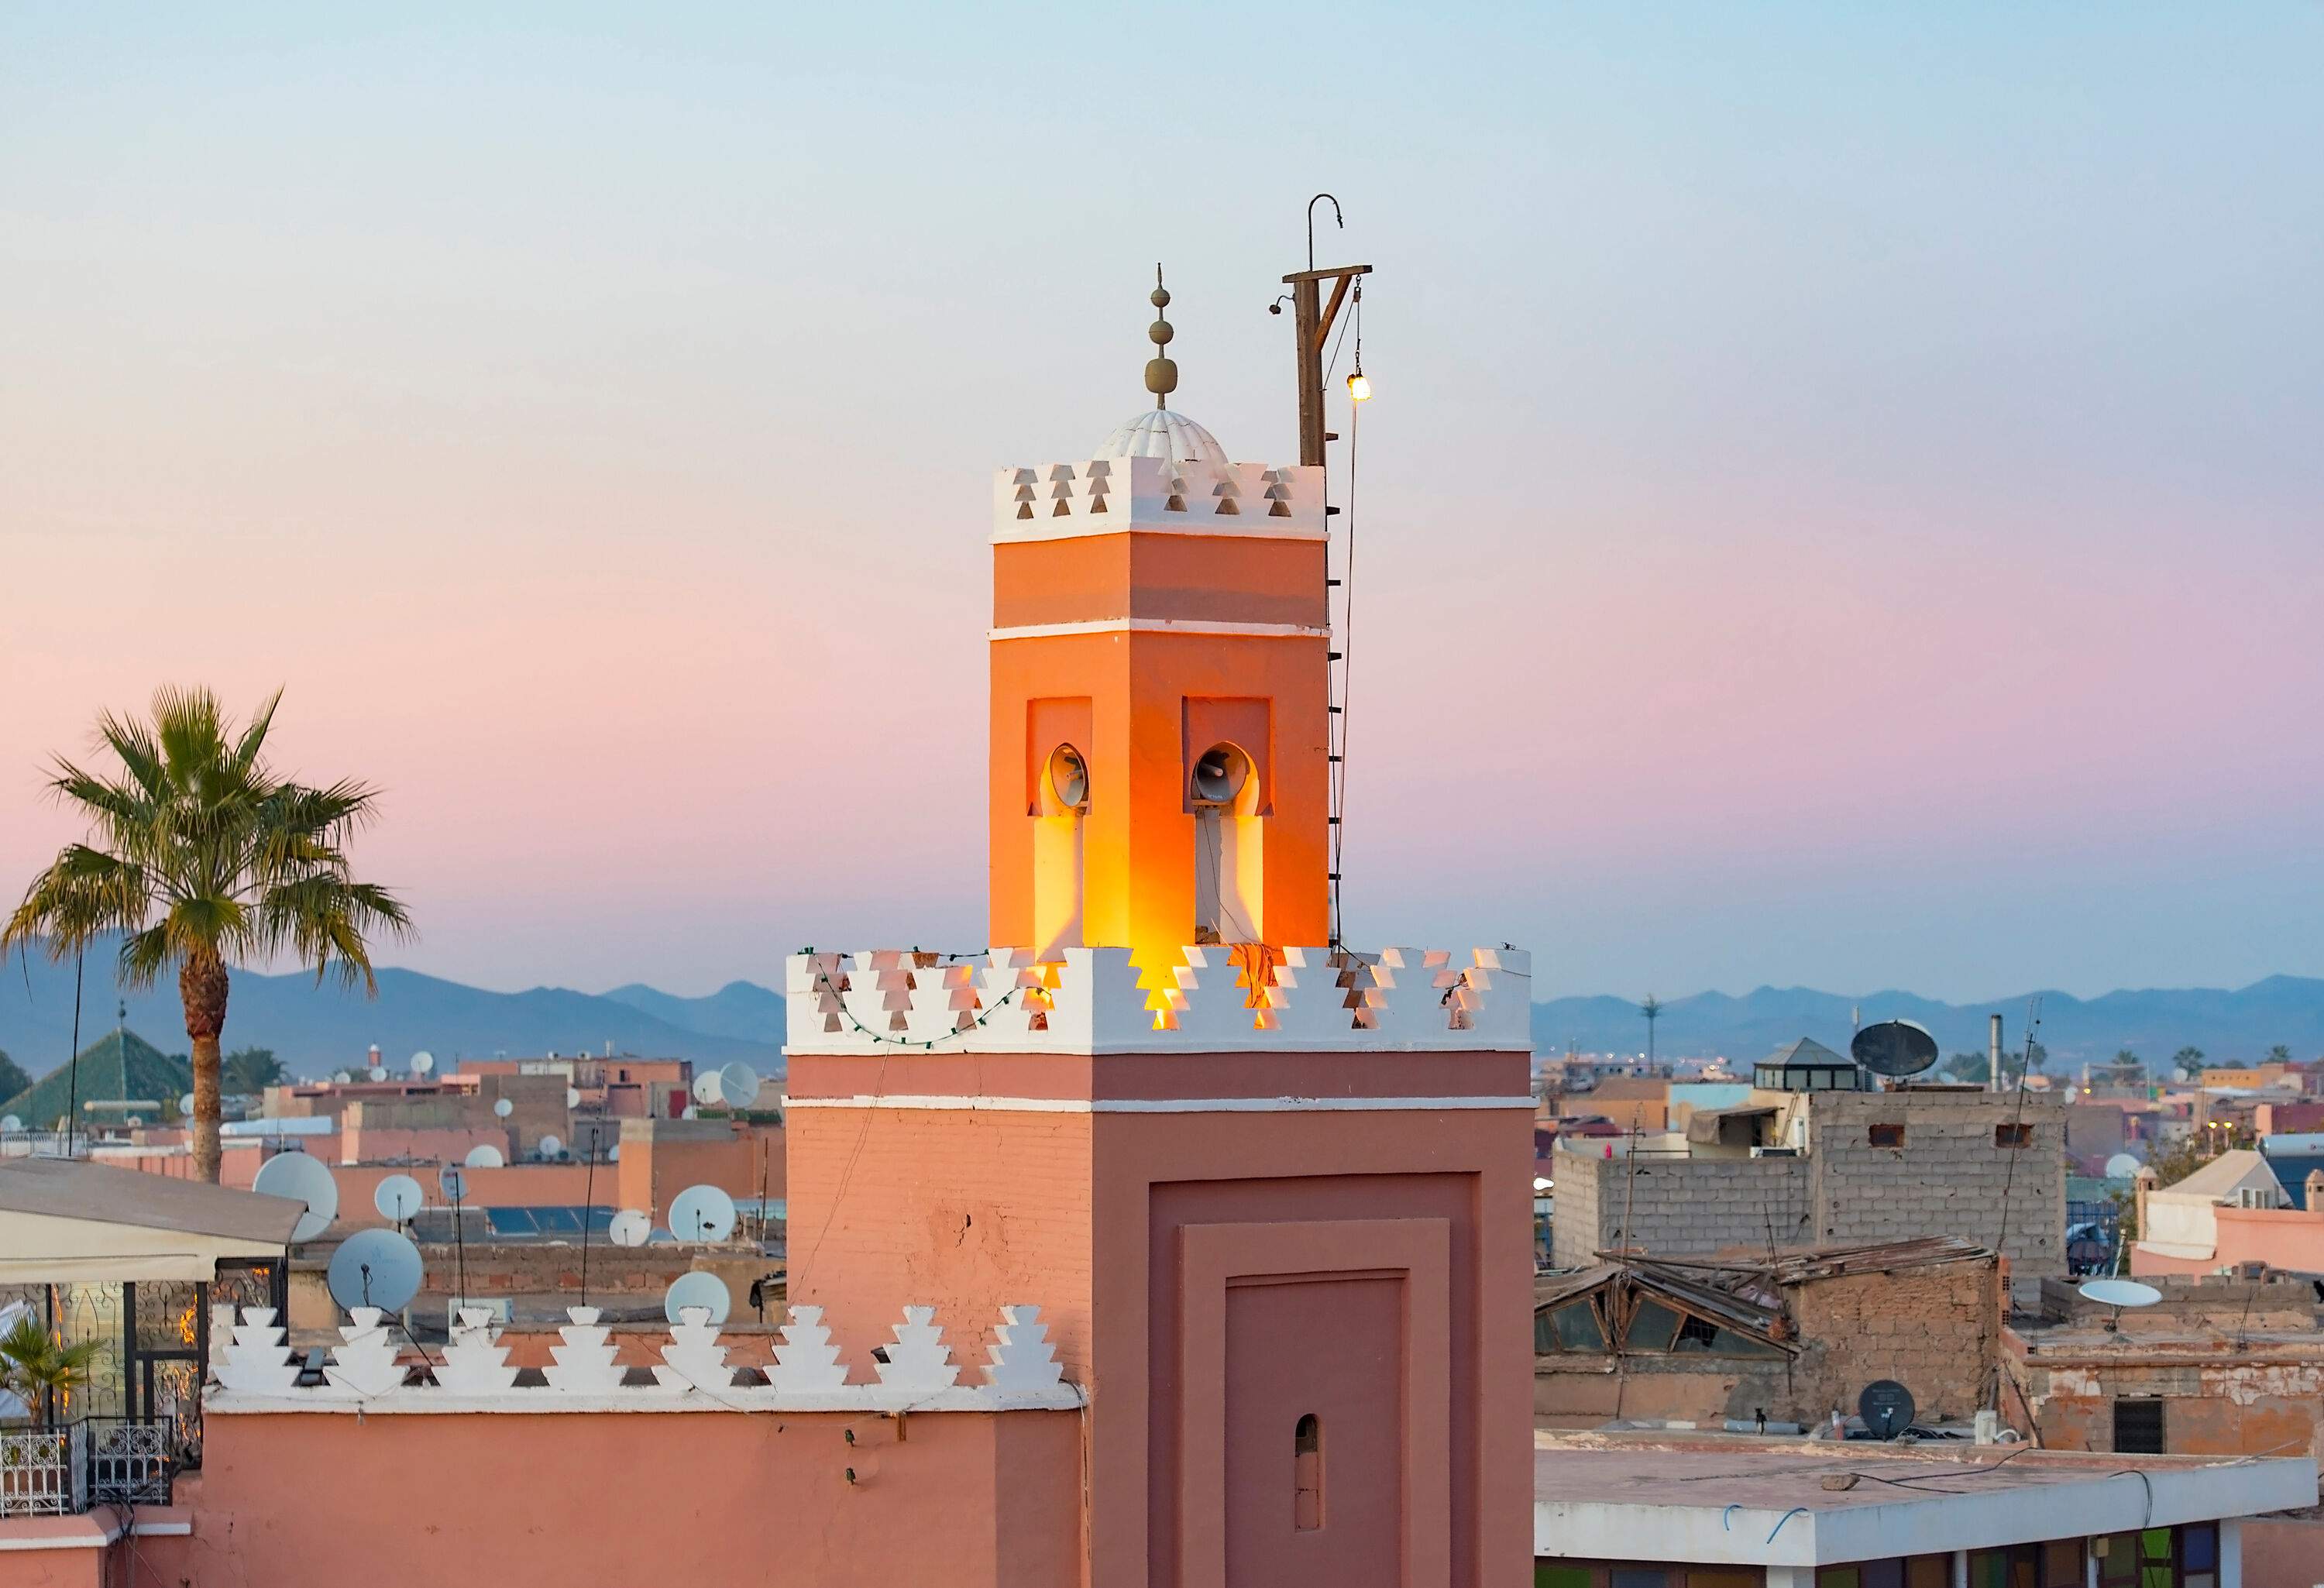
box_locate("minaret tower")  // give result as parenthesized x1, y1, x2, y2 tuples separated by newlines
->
(783, 271, 1533, 1588)
(988, 268, 1332, 978)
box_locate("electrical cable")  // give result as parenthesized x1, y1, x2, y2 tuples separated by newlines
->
(1327, 286, 1363, 946)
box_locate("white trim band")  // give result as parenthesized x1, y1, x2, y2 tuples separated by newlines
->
(988, 618, 1330, 641)
(783, 1094, 1535, 1115)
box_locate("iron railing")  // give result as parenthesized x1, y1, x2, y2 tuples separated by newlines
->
(85, 1418, 174, 1507)
(0, 1422, 88, 1518)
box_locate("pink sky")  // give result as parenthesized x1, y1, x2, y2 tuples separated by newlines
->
(4, 7, 2319, 1002)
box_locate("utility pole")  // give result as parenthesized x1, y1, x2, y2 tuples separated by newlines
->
(1277, 194, 1370, 466)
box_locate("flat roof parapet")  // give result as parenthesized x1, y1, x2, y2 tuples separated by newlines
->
(782, 945, 1531, 1056)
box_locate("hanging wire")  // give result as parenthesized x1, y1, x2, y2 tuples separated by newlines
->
(1325, 284, 1363, 947)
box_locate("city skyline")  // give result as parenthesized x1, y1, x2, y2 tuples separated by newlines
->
(5, 5, 2321, 1002)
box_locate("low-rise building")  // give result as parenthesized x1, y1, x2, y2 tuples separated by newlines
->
(1534, 1237, 2003, 1434)
(1532, 1430, 2316, 1588)
(1552, 1049, 2066, 1299)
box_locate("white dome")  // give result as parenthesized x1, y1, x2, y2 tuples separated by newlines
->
(1096, 409, 1227, 466)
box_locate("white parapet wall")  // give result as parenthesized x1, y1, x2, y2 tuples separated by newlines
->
(992, 456, 1325, 541)
(784, 945, 1531, 1056)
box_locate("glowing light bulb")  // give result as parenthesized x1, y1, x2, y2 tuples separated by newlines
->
(1346, 367, 1372, 403)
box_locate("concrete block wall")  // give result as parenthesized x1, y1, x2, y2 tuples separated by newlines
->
(1786, 1259, 2001, 1424)
(1550, 1143, 1810, 1267)
(1807, 1091, 2068, 1287)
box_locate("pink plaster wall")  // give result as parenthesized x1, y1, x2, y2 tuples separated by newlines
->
(2133, 1205, 2324, 1277)
(167, 1408, 1081, 1586)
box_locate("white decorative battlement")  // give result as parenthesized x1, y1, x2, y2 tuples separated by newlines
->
(785, 944, 1530, 1056)
(992, 457, 1323, 541)
(206, 1304, 1083, 1414)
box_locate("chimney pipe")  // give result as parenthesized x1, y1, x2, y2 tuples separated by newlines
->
(1989, 1014, 2003, 1093)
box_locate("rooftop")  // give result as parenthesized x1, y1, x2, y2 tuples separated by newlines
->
(1532, 1431, 2316, 1566)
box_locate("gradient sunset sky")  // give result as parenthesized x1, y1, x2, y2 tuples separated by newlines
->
(4, 5, 2319, 1002)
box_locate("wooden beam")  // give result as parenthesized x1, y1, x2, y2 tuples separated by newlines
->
(1280, 263, 1374, 285)
(1315, 272, 1354, 355)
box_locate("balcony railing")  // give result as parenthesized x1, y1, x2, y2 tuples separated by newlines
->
(0, 1419, 178, 1518)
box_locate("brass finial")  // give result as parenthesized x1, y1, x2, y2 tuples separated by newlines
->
(1144, 263, 1177, 410)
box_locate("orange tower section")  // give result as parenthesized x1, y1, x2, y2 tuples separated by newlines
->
(783, 279, 1535, 1588)
(988, 277, 1331, 971)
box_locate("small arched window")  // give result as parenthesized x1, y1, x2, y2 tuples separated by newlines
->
(1293, 1412, 1322, 1530)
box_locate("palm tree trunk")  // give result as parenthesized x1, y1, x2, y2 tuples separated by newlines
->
(179, 953, 230, 1184)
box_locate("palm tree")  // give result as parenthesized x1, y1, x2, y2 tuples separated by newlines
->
(0, 1315, 101, 1425)
(2, 689, 409, 1182)
(1639, 995, 1663, 1067)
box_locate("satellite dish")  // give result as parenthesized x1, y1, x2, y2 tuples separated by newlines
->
(2080, 1278, 2161, 1309)
(608, 1143, 621, 1161)
(663, 1271, 731, 1325)
(1858, 1380, 1917, 1440)
(538, 1133, 564, 1160)
(438, 1164, 469, 1202)
(0, 1115, 20, 1133)
(332, 1071, 352, 1084)
(2104, 1153, 2143, 1181)
(717, 1064, 761, 1110)
(374, 1174, 425, 1223)
(463, 1143, 504, 1169)
(1190, 742, 1249, 804)
(1851, 1019, 1941, 1079)
(693, 1072, 724, 1108)
(493, 1098, 514, 1119)
(668, 1184, 737, 1243)
(409, 1050, 435, 1076)
(328, 1229, 424, 1315)
(1045, 743, 1088, 809)
(253, 1152, 339, 1243)
(608, 1209, 651, 1248)
(566, 1086, 581, 1109)
(368, 1066, 387, 1082)
(178, 1092, 196, 1116)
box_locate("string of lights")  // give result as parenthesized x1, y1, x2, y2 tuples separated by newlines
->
(810, 970, 1027, 1051)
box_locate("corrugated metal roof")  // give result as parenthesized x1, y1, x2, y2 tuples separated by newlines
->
(0, 1156, 301, 1244)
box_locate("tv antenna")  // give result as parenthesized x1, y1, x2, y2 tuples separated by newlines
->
(669, 1184, 737, 1245)
(1851, 1019, 1940, 1082)
(1857, 1379, 1917, 1441)
(663, 1270, 732, 1325)
(252, 1150, 339, 1244)
(328, 1228, 425, 1315)
(373, 1174, 424, 1229)
(2078, 1277, 2161, 1333)
(438, 1163, 471, 1305)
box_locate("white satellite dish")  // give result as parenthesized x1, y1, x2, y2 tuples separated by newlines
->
(368, 1066, 387, 1082)
(253, 1152, 339, 1243)
(565, 1086, 581, 1109)
(332, 1071, 352, 1084)
(693, 1072, 724, 1108)
(608, 1209, 651, 1248)
(538, 1133, 564, 1160)
(463, 1143, 504, 1169)
(2104, 1152, 2143, 1181)
(663, 1270, 731, 1325)
(328, 1229, 425, 1315)
(0, 1115, 21, 1134)
(373, 1174, 425, 1223)
(438, 1164, 469, 1202)
(668, 1184, 737, 1244)
(178, 1092, 196, 1116)
(2080, 1278, 2162, 1309)
(410, 1050, 435, 1076)
(493, 1098, 514, 1119)
(608, 1143, 621, 1162)
(717, 1064, 761, 1110)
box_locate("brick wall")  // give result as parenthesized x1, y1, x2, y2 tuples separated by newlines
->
(1549, 1142, 1810, 1267)
(1807, 1091, 2068, 1293)
(1785, 1258, 2001, 1424)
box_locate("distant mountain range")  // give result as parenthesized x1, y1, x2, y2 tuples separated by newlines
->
(0, 951, 786, 1084)
(6, 945, 2318, 1088)
(1533, 978, 2324, 1070)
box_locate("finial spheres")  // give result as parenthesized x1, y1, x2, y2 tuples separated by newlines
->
(1145, 263, 1178, 407)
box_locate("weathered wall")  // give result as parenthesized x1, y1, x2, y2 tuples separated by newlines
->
(169, 1408, 1081, 1587)
(1785, 1259, 2001, 1424)
(2010, 1349, 2324, 1459)
(1549, 1144, 1810, 1268)
(1807, 1091, 2068, 1289)
(1533, 1258, 2000, 1430)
